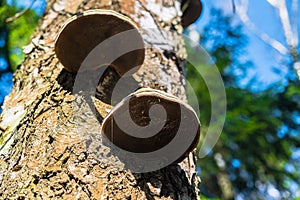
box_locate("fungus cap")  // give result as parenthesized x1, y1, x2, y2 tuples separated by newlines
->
(101, 88, 200, 163)
(55, 9, 145, 75)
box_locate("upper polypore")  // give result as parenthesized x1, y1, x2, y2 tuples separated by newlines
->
(55, 9, 145, 75)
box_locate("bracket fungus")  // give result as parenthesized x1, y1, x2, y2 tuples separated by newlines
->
(55, 9, 145, 75)
(181, 0, 203, 28)
(101, 88, 200, 163)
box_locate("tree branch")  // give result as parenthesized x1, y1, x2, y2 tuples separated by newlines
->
(235, 0, 289, 55)
(268, 0, 296, 48)
(5, 0, 36, 23)
(291, 0, 298, 48)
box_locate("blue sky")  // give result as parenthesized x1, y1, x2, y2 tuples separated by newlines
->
(195, 0, 299, 90)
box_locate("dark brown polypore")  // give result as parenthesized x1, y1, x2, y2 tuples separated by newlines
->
(55, 9, 145, 75)
(101, 88, 200, 163)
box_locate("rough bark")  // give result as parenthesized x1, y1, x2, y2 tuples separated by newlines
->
(0, 0, 200, 199)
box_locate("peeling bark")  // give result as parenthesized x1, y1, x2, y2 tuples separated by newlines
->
(0, 0, 200, 199)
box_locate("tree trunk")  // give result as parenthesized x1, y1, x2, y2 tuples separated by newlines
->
(0, 0, 200, 199)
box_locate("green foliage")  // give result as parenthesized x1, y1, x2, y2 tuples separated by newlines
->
(0, 1, 40, 70)
(199, 194, 220, 200)
(6, 9, 39, 70)
(0, 5, 8, 26)
(186, 9, 300, 199)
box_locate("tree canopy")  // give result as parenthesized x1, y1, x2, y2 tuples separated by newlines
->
(187, 9, 300, 199)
